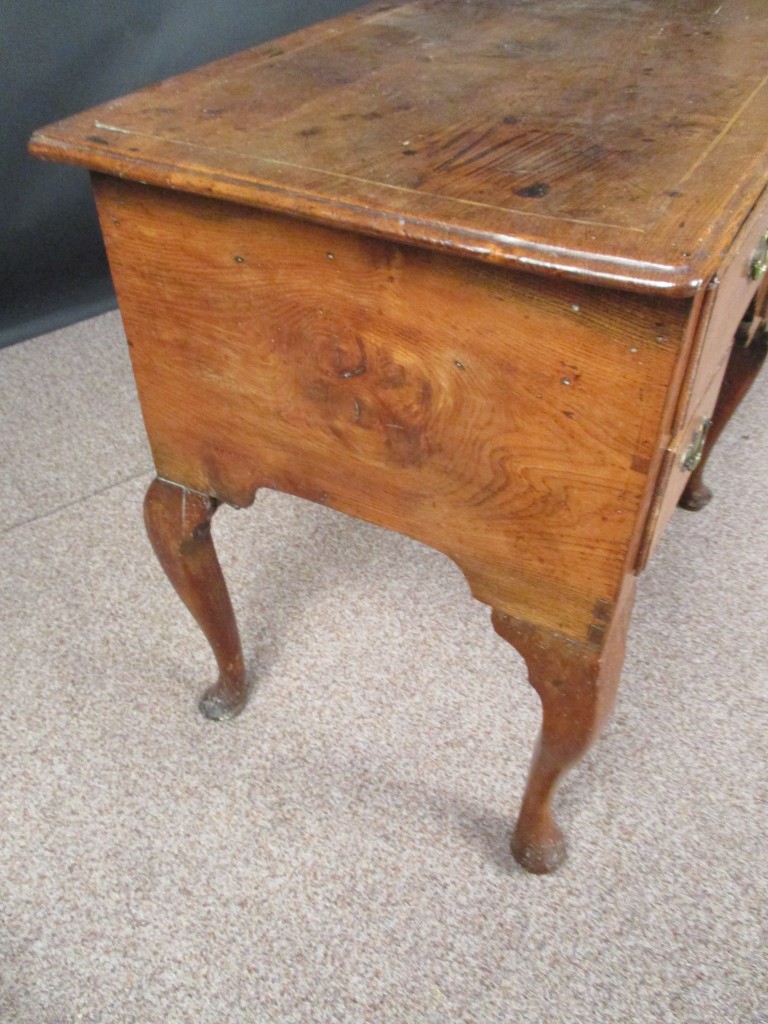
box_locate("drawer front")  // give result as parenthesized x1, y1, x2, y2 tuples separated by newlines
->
(638, 186, 768, 569)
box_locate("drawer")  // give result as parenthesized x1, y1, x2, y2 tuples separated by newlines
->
(637, 186, 768, 569)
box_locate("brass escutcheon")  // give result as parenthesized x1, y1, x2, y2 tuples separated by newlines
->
(682, 417, 713, 472)
(749, 230, 768, 281)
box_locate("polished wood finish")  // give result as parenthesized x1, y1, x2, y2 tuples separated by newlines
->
(29, 0, 768, 295)
(492, 576, 635, 874)
(91, 174, 690, 643)
(29, 0, 768, 872)
(144, 478, 248, 720)
(636, 186, 768, 566)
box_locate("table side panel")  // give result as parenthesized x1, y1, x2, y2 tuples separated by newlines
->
(94, 176, 691, 642)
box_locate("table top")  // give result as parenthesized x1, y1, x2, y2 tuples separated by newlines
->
(30, 0, 768, 295)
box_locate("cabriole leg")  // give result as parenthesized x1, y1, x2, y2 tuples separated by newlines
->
(492, 577, 635, 874)
(144, 477, 248, 721)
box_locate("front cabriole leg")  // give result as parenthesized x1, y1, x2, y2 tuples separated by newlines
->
(492, 576, 636, 874)
(144, 477, 248, 721)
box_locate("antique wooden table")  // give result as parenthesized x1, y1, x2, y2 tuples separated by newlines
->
(30, 0, 768, 873)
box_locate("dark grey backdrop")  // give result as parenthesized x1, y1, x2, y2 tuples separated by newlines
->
(2, 0, 366, 349)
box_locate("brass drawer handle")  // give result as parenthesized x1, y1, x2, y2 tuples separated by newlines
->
(682, 417, 713, 472)
(750, 230, 768, 281)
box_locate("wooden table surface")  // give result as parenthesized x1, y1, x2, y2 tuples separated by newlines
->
(29, 0, 768, 873)
(31, 0, 768, 294)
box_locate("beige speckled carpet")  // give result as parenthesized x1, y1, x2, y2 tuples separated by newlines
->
(1, 311, 766, 1024)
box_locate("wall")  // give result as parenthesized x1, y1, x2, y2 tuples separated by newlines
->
(2, 0, 365, 348)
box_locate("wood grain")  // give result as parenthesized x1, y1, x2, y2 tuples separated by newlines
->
(493, 574, 636, 873)
(95, 175, 693, 643)
(637, 186, 768, 565)
(144, 477, 248, 719)
(29, 0, 768, 295)
(27, 0, 768, 872)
